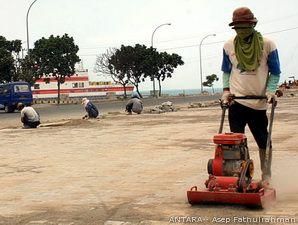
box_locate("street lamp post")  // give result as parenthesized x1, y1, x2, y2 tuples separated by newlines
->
(151, 22, 171, 97)
(26, 0, 38, 59)
(199, 33, 216, 93)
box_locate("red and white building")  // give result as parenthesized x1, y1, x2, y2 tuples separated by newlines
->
(32, 69, 134, 99)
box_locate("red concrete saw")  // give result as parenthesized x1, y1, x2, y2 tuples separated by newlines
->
(187, 96, 276, 208)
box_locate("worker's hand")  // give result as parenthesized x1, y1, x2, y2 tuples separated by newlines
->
(275, 89, 283, 97)
(266, 91, 277, 104)
(221, 91, 233, 104)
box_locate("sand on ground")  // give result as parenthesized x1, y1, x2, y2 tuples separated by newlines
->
(0, 95, 297, 225)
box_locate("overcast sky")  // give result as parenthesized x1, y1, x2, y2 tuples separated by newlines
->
(2, 0, 298, 90)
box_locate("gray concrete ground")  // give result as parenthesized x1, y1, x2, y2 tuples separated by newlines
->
(0, 94, 297, 225)
(0, 95, 219, 129)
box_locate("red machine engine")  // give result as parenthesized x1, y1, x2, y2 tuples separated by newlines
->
(208, 133, 249, 176)
(205, 133, 254, 192)
(187, 132, 275, 208)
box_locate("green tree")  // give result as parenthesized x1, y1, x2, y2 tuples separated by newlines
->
(106, 44, 183, 98)
(109, 44, 158, 98)
(155, 52, 184, 97)
(0, 36, 22, 83)
(17, 56, 37, 85)
(203, 74, 219, 93)
(94, 48, 130, 98)
(30, 34, 80, 104)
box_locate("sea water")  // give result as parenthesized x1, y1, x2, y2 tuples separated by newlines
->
(140, 87, 222, 97)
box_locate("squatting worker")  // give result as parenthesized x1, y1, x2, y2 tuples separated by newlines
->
(82, 98, 99, 119)
(221, 7, 281, 180)
(17, 103, 41, 128)
(126, 93, 143, 115)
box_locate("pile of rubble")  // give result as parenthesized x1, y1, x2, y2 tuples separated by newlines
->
(144, 101, 179, 114)
(283, 89, 298, 97)
(188, 100, 219, 108)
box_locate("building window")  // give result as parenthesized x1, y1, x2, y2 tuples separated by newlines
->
(72, 83, 78, 88)
(79, 82, 84, 88)
(44, 78, 50, 84)
(33, 84, 40, 89)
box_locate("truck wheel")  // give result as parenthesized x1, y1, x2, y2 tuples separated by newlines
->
(4, 105, 15, 113)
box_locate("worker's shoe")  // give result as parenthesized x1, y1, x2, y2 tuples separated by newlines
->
(259, 179, 271, 188)
(259, 148, 272, 181)
(22, 124, 31, 129)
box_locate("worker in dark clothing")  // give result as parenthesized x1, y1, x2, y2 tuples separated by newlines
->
(82, 98, 99, 119)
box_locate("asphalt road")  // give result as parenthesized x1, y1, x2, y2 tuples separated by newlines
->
(0, 94, 220, 127)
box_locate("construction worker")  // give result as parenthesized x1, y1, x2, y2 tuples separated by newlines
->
(125, 93, 143, 115)
(17, 103, 40, 128)
(221, 7, 281, 180)
(82, 98, 99, 119)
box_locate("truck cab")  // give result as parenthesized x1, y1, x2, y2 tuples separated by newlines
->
(0, 82, 33, 113)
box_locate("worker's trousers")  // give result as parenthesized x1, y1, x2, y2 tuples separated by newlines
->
(228, 101, 269, 149)
(228, 101, 271, 179)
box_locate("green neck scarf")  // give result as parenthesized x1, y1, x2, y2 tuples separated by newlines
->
(234, 28, 263, 72)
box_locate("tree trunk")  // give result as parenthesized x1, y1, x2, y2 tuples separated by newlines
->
(158, 79, 162, 97)
(212, 86, 214, 94)
(123, 84, 127, 99)
(135, 85, 143, 98)
(57, 80, 61, 104)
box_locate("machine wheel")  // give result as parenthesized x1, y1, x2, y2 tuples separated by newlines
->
(238, 159, 254, 192)
(207, 159, 213, 174)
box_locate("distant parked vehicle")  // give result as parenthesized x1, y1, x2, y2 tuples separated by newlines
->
(0, 82, 33, 113)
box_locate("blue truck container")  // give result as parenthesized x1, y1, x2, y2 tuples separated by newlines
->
(0, 82, 33, 113)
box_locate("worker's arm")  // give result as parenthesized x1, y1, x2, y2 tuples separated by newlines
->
(267, 47, 281, 92)
(20, 110, 25, 123)
(266, 74, 280, 93)
(223, 72, 230, 91)
(266, 47, 281, 102)
(221, 48, 232, 92)
(126, 100, 133, 111)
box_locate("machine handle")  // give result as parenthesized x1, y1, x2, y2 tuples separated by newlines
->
(218, 106, 226, 134)
(232, 95, 267, 100)
(218, 95, 276, 135)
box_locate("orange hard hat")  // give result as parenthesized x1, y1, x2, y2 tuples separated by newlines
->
(229, 7, 258, 26)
